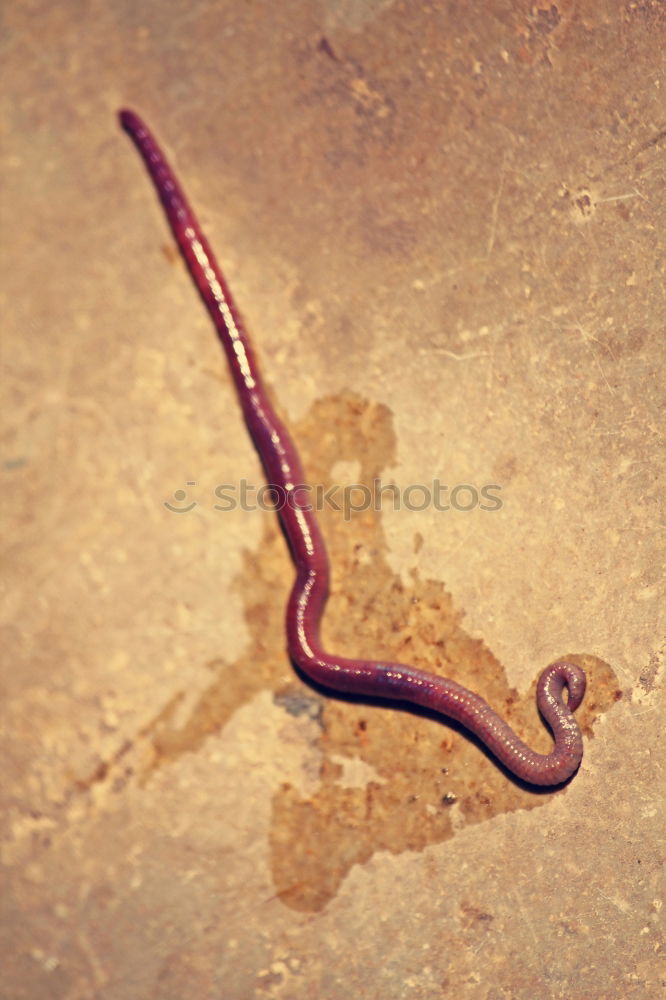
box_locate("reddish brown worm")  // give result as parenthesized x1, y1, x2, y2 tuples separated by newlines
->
(119, 109, 586, 786)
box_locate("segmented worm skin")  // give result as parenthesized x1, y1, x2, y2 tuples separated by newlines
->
(119, 109, 586, 786)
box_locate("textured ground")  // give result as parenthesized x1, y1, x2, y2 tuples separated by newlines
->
(1, 1, 664, 998)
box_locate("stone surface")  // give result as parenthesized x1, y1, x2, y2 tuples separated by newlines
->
(1, 1, 664, 998)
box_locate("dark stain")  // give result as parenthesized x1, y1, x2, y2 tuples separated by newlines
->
(73, 392, 619, 912)
(460, 900, 495, 928)
(532, 4, 561, 36)
(635, 126, 666, 153)
(317, 36, 339, 62)
(273, 688, 323, 722)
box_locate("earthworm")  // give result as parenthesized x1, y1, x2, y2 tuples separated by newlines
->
(119, 109, 586, 786)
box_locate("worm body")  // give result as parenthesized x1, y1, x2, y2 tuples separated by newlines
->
(119, 109, 585, 786)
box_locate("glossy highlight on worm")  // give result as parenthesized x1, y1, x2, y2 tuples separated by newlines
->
(119, 109, 586, 786)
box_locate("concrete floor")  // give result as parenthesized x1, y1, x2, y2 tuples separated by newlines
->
(2, 1, 664, 997)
